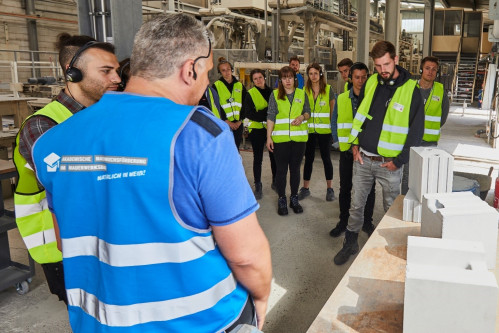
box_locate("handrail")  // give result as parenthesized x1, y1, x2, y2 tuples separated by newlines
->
(451, 41, 462, 103)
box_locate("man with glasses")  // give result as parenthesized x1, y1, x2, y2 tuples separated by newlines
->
(32, 14, 271, 332)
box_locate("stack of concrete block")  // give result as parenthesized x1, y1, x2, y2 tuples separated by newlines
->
(404, 236, 498, 333)
(403, 147, 453, 223)
(421, 191, 498, 269)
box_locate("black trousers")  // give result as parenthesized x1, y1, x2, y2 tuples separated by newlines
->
(303, 133, 333, 181)
(249, 128, 276, 183)
(42, 261, 68, 305)
(339, 150, 375, 224)
(232, 123, 243, 150)
(273, 141, 306, 198)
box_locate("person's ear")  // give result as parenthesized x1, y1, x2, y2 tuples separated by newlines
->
(180, 60, 195, 85)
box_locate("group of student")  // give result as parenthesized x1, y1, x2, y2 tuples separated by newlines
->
(202, 47, 449, 268)
(11, 14, 449, 330)
(201, 56, 338, 217)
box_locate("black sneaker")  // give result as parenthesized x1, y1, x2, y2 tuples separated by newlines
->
(326, 188, 336, 201)
(277, 196, 288, 216)
(297, 187, 310, 200)
(254, 182, 263, 200)
(362, 223, 376, 236)
(290, 194, 303, 214)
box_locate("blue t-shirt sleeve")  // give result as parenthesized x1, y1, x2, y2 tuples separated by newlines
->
(197, 129, 259, 226)
(173, 113, 258, 229)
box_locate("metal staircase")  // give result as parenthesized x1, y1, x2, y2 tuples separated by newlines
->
(453, 55, 478, 104)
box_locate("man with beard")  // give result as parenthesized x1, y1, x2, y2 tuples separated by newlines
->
(13, 33, 120, 304)
(333, 40, 424, 265)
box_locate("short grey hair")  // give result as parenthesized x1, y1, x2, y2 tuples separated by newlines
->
(130, 13, 210, 80)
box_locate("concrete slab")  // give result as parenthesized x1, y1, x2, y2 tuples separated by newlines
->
(407, 236, 486, 268)
(408, 147, 453, 202)
(402, 189, 422, 223)
(422, 192, 499, 269)
(404, 263, 497, 333)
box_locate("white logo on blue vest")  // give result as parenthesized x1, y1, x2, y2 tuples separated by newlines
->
(44, 153, 61, 172)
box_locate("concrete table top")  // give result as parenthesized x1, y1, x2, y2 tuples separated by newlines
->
(307, 195, 499, 333)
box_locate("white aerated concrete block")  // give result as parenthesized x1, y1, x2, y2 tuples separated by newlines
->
(403, 189, 422, 222)
(404, 236, 497, 333)
(407, 236, 486, 268)
(421, 192, 499, 269)
(404, 263, 498, 333)
(408, 147, 453, 202)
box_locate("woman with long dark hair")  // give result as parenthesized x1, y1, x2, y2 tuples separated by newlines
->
(298, 63, 336, 202)
(266, 66, 311, 215)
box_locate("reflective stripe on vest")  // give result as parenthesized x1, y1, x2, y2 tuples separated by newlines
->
(13, 100, 72, 263)
(306, 85, 331, 134)
(66, 273, 237, 327)
(247, 87, 268, 132)
(214, 80, 243, 121)
(32, 94, 248, 331)
(272, 88, 308, 143)
(207, 88, 221, 119)
(337, 91, 354, 151)
(349, 74, 416, 157)
(422, 82, 444, 142)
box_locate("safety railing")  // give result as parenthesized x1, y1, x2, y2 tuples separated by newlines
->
(0, 50, 62, 97)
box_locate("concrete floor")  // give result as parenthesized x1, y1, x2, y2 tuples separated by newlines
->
(0, 106, 494, 333)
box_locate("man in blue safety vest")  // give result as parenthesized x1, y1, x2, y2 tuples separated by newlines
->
(32, 13, 272, 332)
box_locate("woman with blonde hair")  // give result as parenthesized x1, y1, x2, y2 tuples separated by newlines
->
(266, 66, 311, 215)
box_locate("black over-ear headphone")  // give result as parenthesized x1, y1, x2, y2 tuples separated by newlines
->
(379, 78, 395, 86)
(349, 62, 369, 80)
(65, 41, 99, 83)
(118, 60, 130, 91)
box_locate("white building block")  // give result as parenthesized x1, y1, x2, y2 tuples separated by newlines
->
(404, 263, 498, 333)
(403, 189, 422, 223)
(407, 236, 486, 269)
(421, 192, 499, 269)
(408, 147, 453, 202)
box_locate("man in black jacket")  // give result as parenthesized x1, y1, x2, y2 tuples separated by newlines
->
(334, 41, 424, 265)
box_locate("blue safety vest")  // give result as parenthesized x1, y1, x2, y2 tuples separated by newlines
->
(33, 93, 248, 333)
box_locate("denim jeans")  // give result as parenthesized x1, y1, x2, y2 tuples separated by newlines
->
(347, 158, 402, 233)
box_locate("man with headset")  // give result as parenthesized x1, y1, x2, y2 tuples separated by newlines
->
(13, 33, 120, 304)
(333, 41, 424, 265)
(337, 58, 354, 93)
(32, 14, 271, 332)
(330, 62, 376, 238)
(401, 55, 449, 194)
